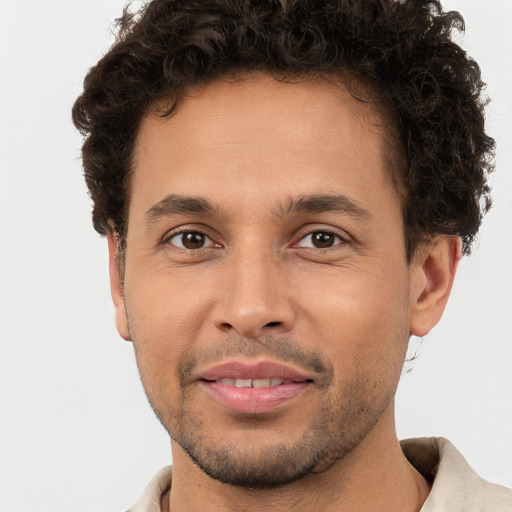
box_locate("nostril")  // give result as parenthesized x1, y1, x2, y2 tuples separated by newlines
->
(264, 321, 281, 328)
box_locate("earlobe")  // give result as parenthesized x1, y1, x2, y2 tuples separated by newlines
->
(409, 236, 461, 337)
(107, 232, 131, 341)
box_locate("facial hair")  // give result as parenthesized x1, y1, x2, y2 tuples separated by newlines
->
(132, 334, 400, 489)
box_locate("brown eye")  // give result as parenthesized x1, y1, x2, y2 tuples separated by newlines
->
(168, 231, 212, 250)
(296, 231, 343, 249)
(312, 232, 335, 248)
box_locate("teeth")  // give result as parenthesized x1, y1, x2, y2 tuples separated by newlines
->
(216, 378, 285, 388)
(253, 379, 271, 388)
(219, 378, 236, 386)
(234, 379, 252, 388)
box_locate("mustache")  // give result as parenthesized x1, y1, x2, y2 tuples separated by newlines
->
(178, 336, 334, 387)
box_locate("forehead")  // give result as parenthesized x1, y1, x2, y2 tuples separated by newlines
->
(130, 75, 398, 221)
(137, 75, 382, 151)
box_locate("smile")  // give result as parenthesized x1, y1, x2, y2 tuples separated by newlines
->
(197, 360, 314, 414)
(213, 378, 305, 388)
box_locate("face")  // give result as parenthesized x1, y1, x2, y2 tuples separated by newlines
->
(111, 76, 446, 488)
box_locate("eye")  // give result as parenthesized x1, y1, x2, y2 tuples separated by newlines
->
(167, 231, 217, 250)
(295, 231, 345, 249)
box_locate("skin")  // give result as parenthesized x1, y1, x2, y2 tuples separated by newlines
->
(108, 75, 460, 511)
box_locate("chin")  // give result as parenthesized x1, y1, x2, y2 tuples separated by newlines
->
(166, 399, 380, 489)
(178, 431, 338, 489)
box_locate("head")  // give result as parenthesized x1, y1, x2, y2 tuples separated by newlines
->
(73, 0, 493, 489)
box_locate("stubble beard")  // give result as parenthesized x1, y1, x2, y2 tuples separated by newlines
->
(133, 335, 401, 490)
(170, 381, 393, 489)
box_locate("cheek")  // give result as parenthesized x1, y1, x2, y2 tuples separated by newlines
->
(125, 266, 214, 345)
(123, 276, 208, 404)
(299, 263, 411, 373)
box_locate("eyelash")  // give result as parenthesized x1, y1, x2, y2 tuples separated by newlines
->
(292, 230, 348, 250)
(164, 229, 220, 251)
(163, 228, 349, 252)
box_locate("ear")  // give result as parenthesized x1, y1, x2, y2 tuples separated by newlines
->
(107, 232, 131, 341)
(409, 235, 461, 337)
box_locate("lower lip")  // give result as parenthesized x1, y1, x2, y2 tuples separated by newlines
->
(200, 381, 310, 414)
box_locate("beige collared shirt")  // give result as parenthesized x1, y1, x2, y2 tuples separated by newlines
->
(127, 437, 512, 511)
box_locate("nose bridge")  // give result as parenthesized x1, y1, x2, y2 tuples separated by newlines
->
(214, 237, 294, 337)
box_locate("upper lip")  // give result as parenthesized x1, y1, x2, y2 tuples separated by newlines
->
(197, 360, 314, 382)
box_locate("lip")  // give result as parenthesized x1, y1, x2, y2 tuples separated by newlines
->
(197, 360, 314, 414)
(198, 360, 314, 382)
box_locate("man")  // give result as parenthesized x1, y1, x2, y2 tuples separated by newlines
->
(72, 0, 512, 510)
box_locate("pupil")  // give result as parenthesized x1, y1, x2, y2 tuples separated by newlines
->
(313, 232, 334, 248)
(183, 232, 205, 249)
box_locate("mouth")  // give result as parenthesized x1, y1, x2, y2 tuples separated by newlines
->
(197, 361, 314, 414)
(209, 378, 307, 387)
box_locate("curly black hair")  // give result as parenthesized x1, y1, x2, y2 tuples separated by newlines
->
(72, 0, 494, 260)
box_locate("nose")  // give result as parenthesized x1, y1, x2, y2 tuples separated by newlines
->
(212, 246, 296, 338)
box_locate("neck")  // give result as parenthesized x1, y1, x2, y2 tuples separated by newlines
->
(165, 406, 430, 512)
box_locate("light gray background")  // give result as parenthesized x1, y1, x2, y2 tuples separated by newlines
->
(0, 1, 510, 510)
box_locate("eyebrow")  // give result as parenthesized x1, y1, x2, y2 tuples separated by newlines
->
(144, 192, 372, 226)
(145, 194, 218, 223)
(275, 194, 372, 220)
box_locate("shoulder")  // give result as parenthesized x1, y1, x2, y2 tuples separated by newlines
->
(126, 466, 173, 512)
(401, 437, 512, 512)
